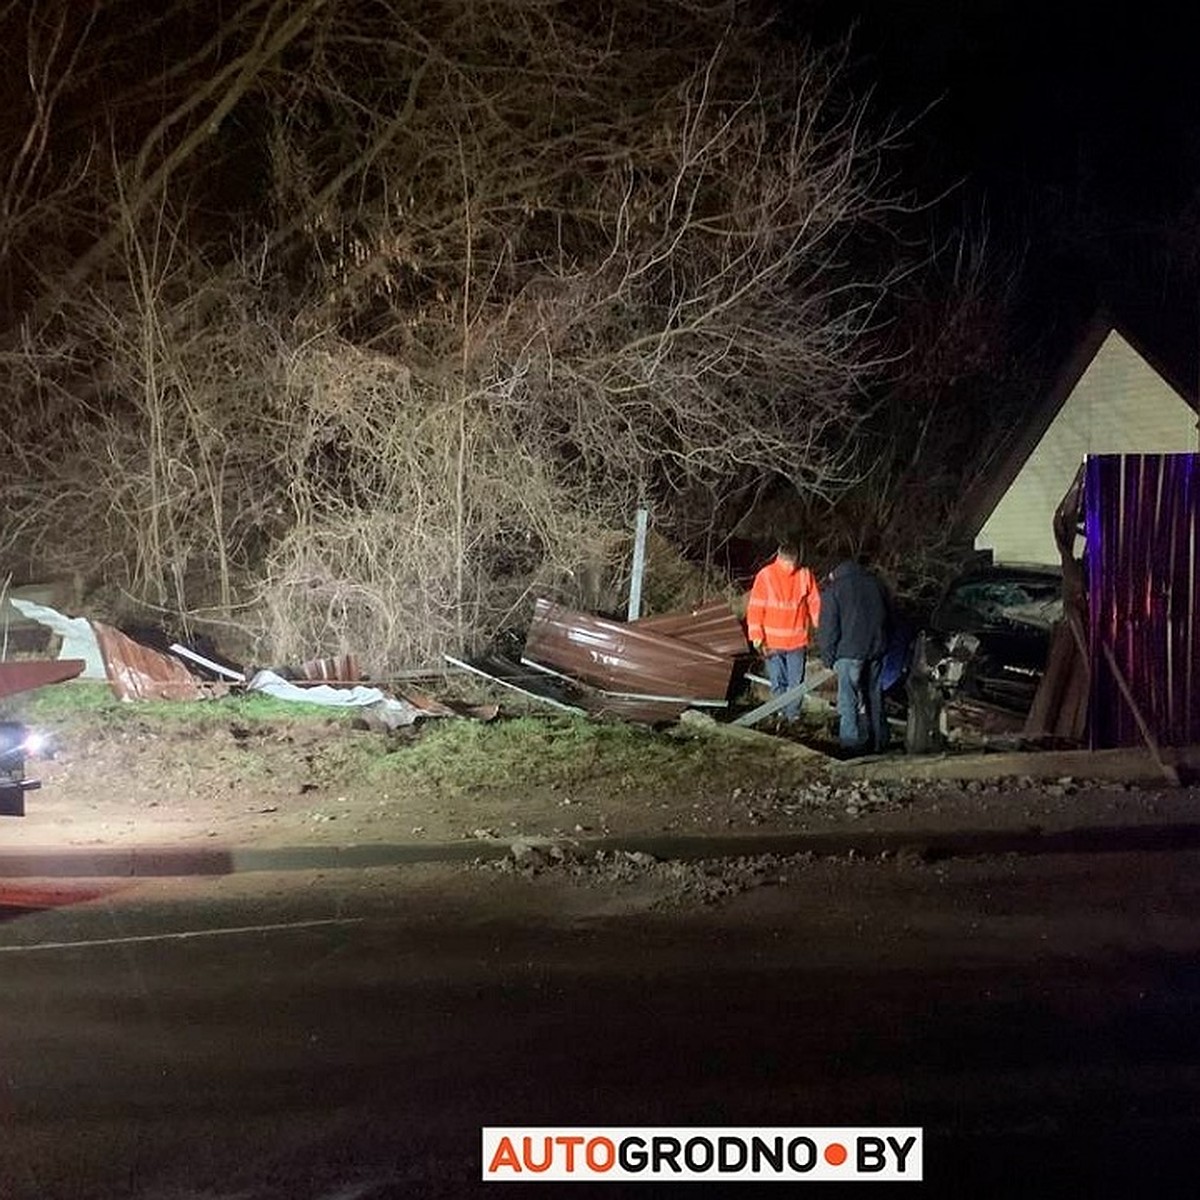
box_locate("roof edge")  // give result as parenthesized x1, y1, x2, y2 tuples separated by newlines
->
(957, 315, 1114, 539)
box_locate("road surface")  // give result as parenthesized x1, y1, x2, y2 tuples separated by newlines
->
(1, 842, 1198, 1198)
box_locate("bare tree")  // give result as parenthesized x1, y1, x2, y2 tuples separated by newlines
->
(253, 1, 911, 612)
(1, 0, 917, 669)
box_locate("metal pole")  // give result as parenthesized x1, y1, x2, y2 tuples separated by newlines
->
(626, 506, 650, 620)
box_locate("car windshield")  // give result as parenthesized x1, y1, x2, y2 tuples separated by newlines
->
(944, 576, 1063, 632)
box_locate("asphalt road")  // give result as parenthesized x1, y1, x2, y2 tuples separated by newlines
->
(1, 844, 1198, 1199)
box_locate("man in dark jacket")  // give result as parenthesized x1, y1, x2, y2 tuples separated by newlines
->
(818, 556, 891, 754)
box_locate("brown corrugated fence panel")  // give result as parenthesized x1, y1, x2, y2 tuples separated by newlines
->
(634, 600, 749, 658)
(524, 598, 734, 702)
(92, 623, 202, 701)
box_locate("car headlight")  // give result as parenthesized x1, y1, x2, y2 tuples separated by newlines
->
(0, 722, 48, 764)
(21, 729, 47, 757)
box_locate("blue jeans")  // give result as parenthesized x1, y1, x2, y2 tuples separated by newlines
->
(765, 648, 807, 721)
(834, 656, 888, 752)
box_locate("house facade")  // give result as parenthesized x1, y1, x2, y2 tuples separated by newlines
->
(974, 324, 1199, 565)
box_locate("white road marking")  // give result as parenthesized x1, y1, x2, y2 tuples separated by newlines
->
(0, 917, 366, 953)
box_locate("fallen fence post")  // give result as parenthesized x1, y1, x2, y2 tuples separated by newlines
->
(732, 666, 834, 727)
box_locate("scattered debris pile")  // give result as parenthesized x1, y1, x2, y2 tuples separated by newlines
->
(485, 839, 929, 908)
(5, 586, 752, 731)
(490, 842, 821, 907)
(2, 597, 495, 729)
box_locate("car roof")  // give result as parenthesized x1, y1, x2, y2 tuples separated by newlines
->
(940, 565, 1063, 600)
(951, 564, 1063, 582)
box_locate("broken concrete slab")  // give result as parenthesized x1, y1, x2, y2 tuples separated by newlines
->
(830, 744, 1200, 784)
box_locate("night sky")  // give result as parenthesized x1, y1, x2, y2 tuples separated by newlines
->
(802, 0, 1200, 370)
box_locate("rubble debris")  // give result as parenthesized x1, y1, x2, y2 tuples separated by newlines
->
(8, 599, 219, 700)
(941, 696, 1025, 740)
(486, 844, 823, 908)
(445, 653, 682, 722)
(443, 654, 585, 714)
(448, 595, 752, 727)
(679, 708, 831, 766)
(399, 687, 499, 722)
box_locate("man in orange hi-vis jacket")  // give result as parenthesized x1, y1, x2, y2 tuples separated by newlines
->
(745, 541, 822, 722)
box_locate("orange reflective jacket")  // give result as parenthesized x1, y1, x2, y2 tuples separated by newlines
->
(746, 558, 821, 651)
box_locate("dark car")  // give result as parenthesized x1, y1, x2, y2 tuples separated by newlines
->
(904, 564, 1063, 752)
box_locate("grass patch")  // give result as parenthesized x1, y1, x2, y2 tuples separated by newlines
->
(369, 714, 749, 795)
(2, 680, 793, 803)
(1, 680, 356, 729)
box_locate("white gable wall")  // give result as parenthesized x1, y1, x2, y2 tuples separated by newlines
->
(976, 329, 1199, 564)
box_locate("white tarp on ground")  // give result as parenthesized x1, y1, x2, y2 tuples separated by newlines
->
(246, 669, 423, 728)
(7, 598, 107, 680)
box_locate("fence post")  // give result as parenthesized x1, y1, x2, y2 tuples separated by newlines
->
(626, 506, 650, 620)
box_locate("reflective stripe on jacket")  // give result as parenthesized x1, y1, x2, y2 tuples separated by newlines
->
(746, 558, 821, 651)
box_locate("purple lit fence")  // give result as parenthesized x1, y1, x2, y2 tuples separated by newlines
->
(1085, 454, 1200, 749)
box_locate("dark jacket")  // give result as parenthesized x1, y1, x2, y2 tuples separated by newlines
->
(818, 559, 890, 666)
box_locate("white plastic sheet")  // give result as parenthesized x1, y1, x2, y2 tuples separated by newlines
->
(247, 669, 423, 727)
(8, 598, 107, 680)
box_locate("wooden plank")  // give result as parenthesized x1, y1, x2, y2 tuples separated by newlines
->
(1024, 620, 1088, 742)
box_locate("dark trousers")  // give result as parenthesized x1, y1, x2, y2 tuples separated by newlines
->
(833, 656, 888, 752)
